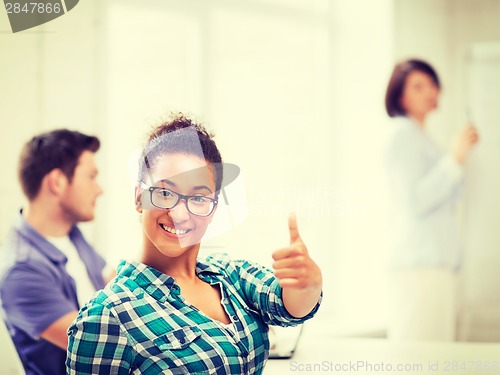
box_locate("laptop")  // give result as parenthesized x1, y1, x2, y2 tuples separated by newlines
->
(268, 324, 304, 359)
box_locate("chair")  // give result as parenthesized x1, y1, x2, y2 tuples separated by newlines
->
(0, 319, 25, 375)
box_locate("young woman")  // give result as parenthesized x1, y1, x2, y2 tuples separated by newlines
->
(384, 59, 479, 341)
(66, 115, 322, 374)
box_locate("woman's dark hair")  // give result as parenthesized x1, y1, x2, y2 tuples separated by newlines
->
(385, 59, 441, 117)
(139, 114, 223, 194)
(19, 129, 100, 201)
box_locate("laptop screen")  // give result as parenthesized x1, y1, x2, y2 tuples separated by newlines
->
(268, 324, 304, 359)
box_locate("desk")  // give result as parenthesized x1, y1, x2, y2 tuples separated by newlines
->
(264, 332, 500, 374)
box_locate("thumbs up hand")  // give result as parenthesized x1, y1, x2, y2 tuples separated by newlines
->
(272, 213, 322, 291)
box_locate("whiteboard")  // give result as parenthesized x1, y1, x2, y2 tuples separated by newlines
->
(460, 42, 500, 341)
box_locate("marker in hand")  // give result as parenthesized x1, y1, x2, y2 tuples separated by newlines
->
(272, 213, 322, 290)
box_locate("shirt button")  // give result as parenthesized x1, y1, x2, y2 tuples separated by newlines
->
(232, 315, 239, 321)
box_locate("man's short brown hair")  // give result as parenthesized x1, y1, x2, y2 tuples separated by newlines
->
(19, 129, 100, 200)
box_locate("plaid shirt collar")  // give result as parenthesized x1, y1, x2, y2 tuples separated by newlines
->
(116, 258, 225, 302)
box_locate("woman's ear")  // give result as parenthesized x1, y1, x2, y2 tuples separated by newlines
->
(134, 186, 143, 213)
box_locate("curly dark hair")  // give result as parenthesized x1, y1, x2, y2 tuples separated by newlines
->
(138, 114, 223, 194)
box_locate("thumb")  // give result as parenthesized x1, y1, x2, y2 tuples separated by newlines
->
(288, 212, 300, 243)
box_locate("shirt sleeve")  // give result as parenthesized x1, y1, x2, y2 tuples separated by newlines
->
(66, 302, 133, 375)
(386, 125, 464, 217)
(1, 261, 76, 339)
(211, 254, 321, 327)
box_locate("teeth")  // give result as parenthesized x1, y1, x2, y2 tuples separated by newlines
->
(161, 224, 188, 235)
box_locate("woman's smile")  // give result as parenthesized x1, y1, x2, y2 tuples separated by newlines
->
(159, 222, 192, 238)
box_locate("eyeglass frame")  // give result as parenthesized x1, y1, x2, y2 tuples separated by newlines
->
(139, 182, 218, 217)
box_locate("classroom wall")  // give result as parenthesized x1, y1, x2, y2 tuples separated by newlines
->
(0, 1, 102, 242)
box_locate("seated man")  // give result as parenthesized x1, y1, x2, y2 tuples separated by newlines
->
(0, 129, 112, 375)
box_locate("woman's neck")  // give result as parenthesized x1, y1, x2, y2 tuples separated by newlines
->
(141, 242, 200, 280)
(407, 112, 426, 128)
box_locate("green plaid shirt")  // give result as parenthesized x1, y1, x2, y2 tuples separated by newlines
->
(66, 253, 320, 374)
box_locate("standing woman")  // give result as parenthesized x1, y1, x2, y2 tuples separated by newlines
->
(384, 59, 479, 341)
(66, 115, 322, 374)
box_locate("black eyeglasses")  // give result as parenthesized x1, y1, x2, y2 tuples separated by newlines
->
(140, 183, 218, 217)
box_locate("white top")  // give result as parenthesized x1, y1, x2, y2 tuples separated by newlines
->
(384, 116, 464, 271)
(46, 236, 97, 306)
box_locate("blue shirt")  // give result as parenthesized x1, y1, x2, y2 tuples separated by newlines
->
(0, 212, 107, 375)
(66, 254, 321, 374)
(384, 117, 464, 270)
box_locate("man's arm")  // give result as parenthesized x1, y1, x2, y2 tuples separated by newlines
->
(40, 266, 115, 350)
(103, 266, 117, 284)
(40, 311, 78, 350)
(1, 263, 79, 350)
